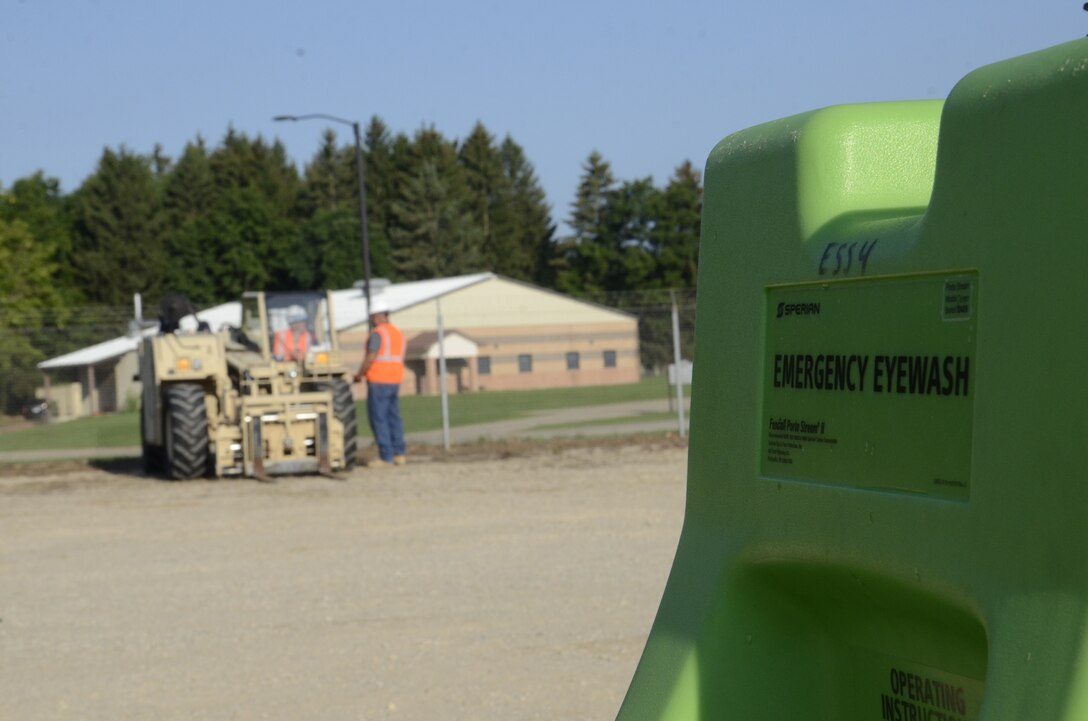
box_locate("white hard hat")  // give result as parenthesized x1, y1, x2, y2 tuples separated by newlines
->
(369, 297, 390, 315)
(287, 305, 308, 323)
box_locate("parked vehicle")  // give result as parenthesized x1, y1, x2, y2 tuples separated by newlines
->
(21, 400, 49, 422)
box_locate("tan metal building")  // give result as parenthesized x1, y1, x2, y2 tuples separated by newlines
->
(339, 274, 641, 397)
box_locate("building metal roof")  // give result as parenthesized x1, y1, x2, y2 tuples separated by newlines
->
(331, 273, 493, 330)
(38, 273, 496, 371)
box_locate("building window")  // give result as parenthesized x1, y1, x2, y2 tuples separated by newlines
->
(566, 352, 580, 370)
(477, 356, 491, 375)
(603, 350, 617, 368)
(518, 354, 533, 373)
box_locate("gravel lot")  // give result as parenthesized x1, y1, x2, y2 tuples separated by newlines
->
(0, 440, 686, 721)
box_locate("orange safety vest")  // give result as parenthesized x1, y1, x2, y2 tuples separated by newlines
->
(366, 322, 406, 384)
(274, 328, 311, 361)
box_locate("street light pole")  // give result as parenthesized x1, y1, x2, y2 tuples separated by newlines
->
(350, 121, 373, 317)
(273, 113, 372, 318)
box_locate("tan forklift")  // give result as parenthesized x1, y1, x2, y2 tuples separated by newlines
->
(138, 291, 357, 481)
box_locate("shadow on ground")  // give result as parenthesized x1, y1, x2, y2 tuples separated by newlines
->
(2, 433, 688, 479)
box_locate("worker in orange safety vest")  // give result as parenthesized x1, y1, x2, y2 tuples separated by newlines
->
(352, 298, 406, 468)
(273, 309, 313, 362)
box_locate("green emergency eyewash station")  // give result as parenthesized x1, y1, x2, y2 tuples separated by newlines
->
(616, 39, 1088, 721)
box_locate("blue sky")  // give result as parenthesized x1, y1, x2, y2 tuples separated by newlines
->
(0, 1, 1081, 230)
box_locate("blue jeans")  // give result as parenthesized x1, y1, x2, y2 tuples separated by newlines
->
(367, 382, 405, 462)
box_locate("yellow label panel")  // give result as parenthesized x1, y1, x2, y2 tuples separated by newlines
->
(761, 273, 978, 501)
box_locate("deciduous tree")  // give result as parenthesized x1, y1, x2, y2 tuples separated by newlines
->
(0, 217, 65, 411)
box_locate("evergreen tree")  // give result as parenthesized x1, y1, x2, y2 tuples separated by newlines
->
(602, 176, 661, 290)
(387, 127, 483, 279)
(209, 128, 300, 209)
(555, 151, 617, 294)
(162, 139, 218, 305)
(379, 130, 418, 281)
(163, 139, 215, 222)
(298, 129, 355, 217)
(201, 186, 275, 298)
(151, 143, 172, 179)
(497, 136, 554, 283)
(206, 129, 302, 294)
(555, 155, 700, 296)
(553, 157, 701, 370)
(292, 118, 402, 287)
(70, 147, 166, 305)
(390, 160, 483, 279)
(640, 162, 701, 370)
(568, 151, 615, 242)
(653, 160, 702, 289)
(362, 116, 397, 280)
(163, 216, 219, 305)
(459, 122, 506, 271)
(293, 130, 355, 289)
(296, 207, 364, 290)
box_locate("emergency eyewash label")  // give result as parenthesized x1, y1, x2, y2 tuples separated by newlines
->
(761, 273, 977, 501)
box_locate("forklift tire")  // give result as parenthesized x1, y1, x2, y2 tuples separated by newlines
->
(312, 379, 358, 469)
(140, 403, 165, 475)
(164, 383, 210, 480)
(335, 379, 359, 469)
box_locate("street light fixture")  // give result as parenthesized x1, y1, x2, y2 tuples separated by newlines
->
(273, 113, 373, 318)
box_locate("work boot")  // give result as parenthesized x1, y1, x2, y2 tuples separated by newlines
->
(393, 455, 407, 466)
(368, 458, 393, 469)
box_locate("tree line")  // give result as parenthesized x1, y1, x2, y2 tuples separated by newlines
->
(0, 117, 701, 412)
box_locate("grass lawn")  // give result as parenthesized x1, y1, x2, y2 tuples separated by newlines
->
(0, 377, 690, 453)
(0, 413, 142, 452)
(396, 376, 686, 433)
(533, 410, 687, 432)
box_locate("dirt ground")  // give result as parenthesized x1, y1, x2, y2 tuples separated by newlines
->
(0, 437, 687, 721)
